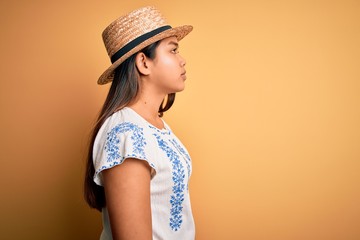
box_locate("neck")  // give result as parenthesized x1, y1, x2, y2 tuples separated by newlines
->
(128, 88, 166, 128)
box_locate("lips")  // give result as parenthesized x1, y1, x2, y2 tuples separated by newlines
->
(181, 71, 187, 80)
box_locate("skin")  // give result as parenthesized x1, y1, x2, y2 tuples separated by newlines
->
(102, 36, 187, 240)
(130, 36, 187, 128)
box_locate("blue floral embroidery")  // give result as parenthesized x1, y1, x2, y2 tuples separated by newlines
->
(97, 122, 146, 173)
(152, 131, 186, 231)
(169, 139, 191, 190)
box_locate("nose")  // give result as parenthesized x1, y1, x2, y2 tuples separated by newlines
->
(179, 54, 186, 67)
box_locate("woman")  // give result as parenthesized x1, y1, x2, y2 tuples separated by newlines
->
(84, 6, 195, 240)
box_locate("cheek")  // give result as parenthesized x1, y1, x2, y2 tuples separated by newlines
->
(158, 55, 176, 68)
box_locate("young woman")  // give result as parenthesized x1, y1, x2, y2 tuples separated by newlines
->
(84, 6, 195, 240)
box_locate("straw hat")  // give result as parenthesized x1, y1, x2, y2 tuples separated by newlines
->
(98, 6, 193, 85)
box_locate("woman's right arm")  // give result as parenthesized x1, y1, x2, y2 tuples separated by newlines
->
(102, 158, 153, 240)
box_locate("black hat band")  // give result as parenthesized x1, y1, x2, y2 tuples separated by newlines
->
(110, 25, 172, 64)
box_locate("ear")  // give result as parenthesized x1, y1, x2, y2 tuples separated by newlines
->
(135, 52, 151, 75)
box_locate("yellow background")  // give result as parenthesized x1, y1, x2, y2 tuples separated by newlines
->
(1, 0, 359, 239)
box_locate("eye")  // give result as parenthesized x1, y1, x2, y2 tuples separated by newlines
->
(171, 48, 179, 54)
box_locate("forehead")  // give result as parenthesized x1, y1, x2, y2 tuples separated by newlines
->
(159, 36, 179, 46)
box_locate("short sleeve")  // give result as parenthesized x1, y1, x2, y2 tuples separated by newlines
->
(93, 121, 157, 186)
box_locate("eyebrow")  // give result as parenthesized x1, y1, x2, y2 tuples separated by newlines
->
(168, 41, 179, 47)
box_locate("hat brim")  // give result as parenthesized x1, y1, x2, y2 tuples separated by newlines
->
(98, 25, 193, 85)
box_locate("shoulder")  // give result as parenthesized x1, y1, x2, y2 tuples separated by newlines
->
(92, 108, 156, 185)
(93, 108, 148, 159)
(95, 108, 149, 147)
(98, 107, 143, 133)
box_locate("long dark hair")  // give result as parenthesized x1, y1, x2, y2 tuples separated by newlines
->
(84, 41, 176, 211)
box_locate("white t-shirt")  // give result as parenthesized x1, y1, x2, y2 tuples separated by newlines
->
(93, 107, 195, 240)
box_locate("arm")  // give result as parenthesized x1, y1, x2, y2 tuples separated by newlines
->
(102, 158, 152, 240)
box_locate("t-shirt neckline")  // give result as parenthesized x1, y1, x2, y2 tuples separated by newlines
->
(124, 107, 170, 133)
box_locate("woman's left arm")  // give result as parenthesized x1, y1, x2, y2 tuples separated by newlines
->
(102, 158, 153, 240)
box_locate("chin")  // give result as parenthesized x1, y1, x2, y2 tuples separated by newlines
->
(167, 85, 185, 93)
(175, 85, 186, 93)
